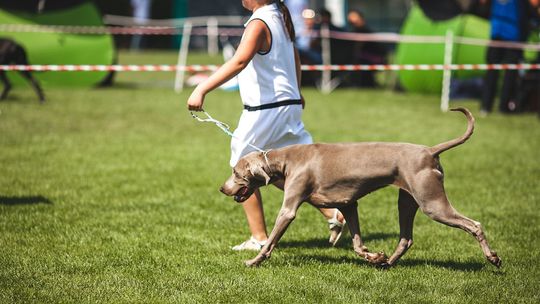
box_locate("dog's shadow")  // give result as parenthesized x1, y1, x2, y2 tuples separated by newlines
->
(279, 232, 489, 272)
(284, 254, 488, 272)
(279, 232, 396, 249)
(397, 258, 487, 271)
(0, 195, 53, 205)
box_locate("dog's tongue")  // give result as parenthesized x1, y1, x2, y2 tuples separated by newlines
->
(237, 187, 248, 196)
(241, 187, 248, 195)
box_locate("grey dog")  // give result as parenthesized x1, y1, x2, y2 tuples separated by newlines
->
(220, 108, 501, 268)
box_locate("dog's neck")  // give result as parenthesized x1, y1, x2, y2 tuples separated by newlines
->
(262, 150, 287, 181)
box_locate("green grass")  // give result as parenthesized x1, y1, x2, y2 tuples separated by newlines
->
(1, 51, 540, 303)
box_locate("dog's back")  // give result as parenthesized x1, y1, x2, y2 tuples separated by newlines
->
(0, 38, 28, 65)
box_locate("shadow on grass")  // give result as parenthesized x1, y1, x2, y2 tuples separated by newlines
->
(279, 232, 397, 249)
(284, 254, 488, 272)
(275, 233, 492, 271)
(397, 258, 486, 271)
(0, 195, 53, 205)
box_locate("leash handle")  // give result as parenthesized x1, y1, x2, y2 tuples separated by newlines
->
(190, 110, 233, 137)
(190, 110, 267, 154)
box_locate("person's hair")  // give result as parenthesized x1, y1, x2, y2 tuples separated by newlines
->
(275, 0, 296, 42)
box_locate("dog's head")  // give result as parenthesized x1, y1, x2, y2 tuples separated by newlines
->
(220, 152, 271, 203)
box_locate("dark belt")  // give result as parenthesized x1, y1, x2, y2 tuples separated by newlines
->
(243, 99, 302, 111)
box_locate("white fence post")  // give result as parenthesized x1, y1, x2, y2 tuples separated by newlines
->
(174, 21, 192, 93)
(321, 24, 332, 94)
(440, 30, 454, 112)
(207, 17, 219, 56)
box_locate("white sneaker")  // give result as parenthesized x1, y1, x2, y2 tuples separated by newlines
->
(232, 236, 267, 251)
(328, 209, 347, 246)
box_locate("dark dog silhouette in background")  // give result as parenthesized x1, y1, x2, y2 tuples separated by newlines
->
(0, 38, 45, 102)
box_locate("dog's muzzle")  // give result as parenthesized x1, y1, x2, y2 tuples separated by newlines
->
(220, 185, 250, 203)
(233, 187, 250, 203)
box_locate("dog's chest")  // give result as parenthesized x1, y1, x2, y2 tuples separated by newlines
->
(307, 187, 358, 207)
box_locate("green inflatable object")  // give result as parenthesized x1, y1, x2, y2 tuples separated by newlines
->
(0, 2, 115, 87)
(395, 5, 489, 94)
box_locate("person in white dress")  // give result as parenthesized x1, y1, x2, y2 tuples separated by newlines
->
(187, 0, 345, 251)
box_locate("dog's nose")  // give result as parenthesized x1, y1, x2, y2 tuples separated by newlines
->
(219, 186, 225, 194)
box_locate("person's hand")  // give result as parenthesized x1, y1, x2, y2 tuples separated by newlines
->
(300, 94, 306, 109)
(187, 89, 205, 111)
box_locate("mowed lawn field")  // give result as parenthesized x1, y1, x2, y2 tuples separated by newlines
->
(1, 51, 539, 303)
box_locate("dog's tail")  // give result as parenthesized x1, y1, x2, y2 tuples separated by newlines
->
(429, 107, 475, 157)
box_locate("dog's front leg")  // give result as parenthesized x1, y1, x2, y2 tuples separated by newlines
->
(339, 202, 388, 266)
(245, 197, 303, 267)
(0, 71, 11, 100)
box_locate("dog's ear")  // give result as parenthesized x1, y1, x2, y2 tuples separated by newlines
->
(249, 161, 271, 185)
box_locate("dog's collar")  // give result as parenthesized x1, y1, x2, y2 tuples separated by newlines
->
(261, 150, 275, 185)
(262, 149, 271, 167)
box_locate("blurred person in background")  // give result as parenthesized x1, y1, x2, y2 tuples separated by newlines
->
(296, 8, 323, 86)
(187, 0, 345, 251)
(480, 0, 539, 115)
(296, 8, 320, 62)
(347, 9, 388, 87)
(130, 0, 152, 50)
(309, 8, 349, 85)
(309, 8, 345, 54)
(285, 0, 308, 45)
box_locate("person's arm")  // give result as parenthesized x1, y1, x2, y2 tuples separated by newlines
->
(293, 47, 306, 109)
(187, 20, 267, 111)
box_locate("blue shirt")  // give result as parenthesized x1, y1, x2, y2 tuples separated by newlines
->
(490, 0, 524, 41)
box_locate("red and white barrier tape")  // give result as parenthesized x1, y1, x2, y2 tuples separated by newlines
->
(302, 63, 540, 71)
(1, 64, 539, 72)
(0, 64, 217, 72)
(327, 31, 540, 51)
(0, 24, 244, 36)
(1, 24, 538, 50)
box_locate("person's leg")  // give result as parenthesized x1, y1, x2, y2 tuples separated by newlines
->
(232, 189, 268, 251)
(499, 48, 523, 113)
(242, 189, 268, 242)
(318, 207, 344, 222)
(481, 46, 502, 113)
(319, 207, 346, 246)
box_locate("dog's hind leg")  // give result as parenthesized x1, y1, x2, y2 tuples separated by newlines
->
(18, 71, 45, 103)
(411, 169, 501, 268)
(0, 71, 11, 100)
(339, 202, 388, 265)
(14, 45, 45, 103)
(386, 189, 419, 267)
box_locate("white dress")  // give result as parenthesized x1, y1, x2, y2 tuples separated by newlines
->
(230, 3, 312, 167)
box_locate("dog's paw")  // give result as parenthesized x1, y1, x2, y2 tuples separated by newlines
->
(487, 252, 502, 268)
(365, 251, 388, 265)
(376, 261, 393, 270)
(244, 257, 262, 267)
